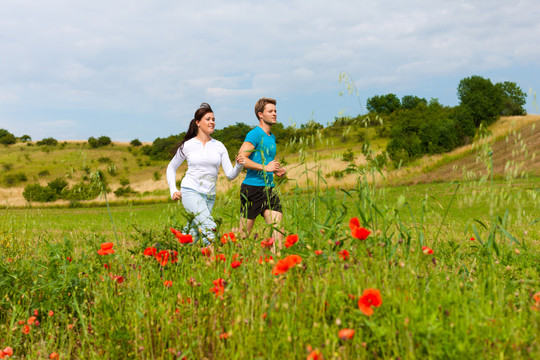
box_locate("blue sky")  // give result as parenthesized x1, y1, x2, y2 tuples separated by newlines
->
(1, 0, 539, 142)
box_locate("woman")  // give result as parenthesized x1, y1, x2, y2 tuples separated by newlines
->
(166, 103, 244, 245)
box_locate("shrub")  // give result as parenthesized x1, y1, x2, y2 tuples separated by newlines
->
(62, 182, 101, 201)
(0, 133, 16, 145)
(341, 149, 355, 163)
(130, 138, 142, 147)
(119, 178, 130, 186)
(3, 173, 27, 187)
(114, 186, 138, 197)
(48, 178, 69, 195)
(38, 170, 50, 177)
(23, 184, 57, 202)
(2, 163, 13, 171)
(37, 137, 58, 146)
(98, 157, 112, 163)
(153, 171, 162, 181)
(88, 136, 112, 148)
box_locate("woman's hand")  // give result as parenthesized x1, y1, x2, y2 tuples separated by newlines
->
(236, 154, 245, 165)
(172, 191, 182, 200)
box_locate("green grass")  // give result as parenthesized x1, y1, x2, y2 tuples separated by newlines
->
(1, 170, 540, 359)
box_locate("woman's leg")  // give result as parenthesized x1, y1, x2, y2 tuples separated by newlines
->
(181, 188, 217, 245)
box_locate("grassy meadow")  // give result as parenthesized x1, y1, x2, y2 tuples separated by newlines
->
(1, 116, 540, 359)
(1, 167, 540, 359)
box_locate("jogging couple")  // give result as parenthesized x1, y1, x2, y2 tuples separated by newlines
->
(166, 98, 286, 251)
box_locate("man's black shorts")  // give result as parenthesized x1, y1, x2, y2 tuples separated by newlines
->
(240, 184, 282, 219)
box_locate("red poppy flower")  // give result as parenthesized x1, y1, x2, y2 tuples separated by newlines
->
(261, 237, 275, 249)
(220, 232, 236, 244)
(470, 237, 475, 241)
(155, 250, 170, 266)
(49, 352, 59, 359)
(210, 278, 226, 298)
(284, 234, 299, 248)
(170, 227, 193, 244)
(349, 217, 360, 230)
(219, 332, 229, 339)
(112, 275, 124, 284)
(49, 310, 54, 317)
(143, 247, 157, 256)
(97, 242, 115, 255)
(338, 249, 350, 260)
(351, 226, 371, 240)
(272, 254, 302, 275)
(163, 280, 173, 288)
(22, 325, 30, 334)
(66, 256, 72, 262)
(34, 309, 39, 316)
(213, 278, 225, 287)
(349, 217, 371, 240)
(201, 247, 212, 257)
(422, 246, 434, 255)
(307, 349, 323, 360)
(314, 250, 323, 255)
(338, 328, 355, 341)
(170, 250, 178, 264)
(214, 254, 226, 262)
(27, 316, 37, 325)
(231, 260, 242, 269)
(2, 347, 13, 357)
(358, 288, 382, 316)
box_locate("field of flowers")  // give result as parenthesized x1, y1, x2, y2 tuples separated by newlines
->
(1, 173, 540, 359)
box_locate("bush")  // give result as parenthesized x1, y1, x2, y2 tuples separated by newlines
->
(23, 184, 57, 202)
(0, 133, 16, 145)
(130, 138, 142, 147)
(48, 178, 69, 195)
(38, 170, 51, 177)
(341, 149, 355, 163)
(88, 136, 112, 148)
(98, 157, 112, 163)
(114, 186, 138, 197)
(61, 182, 101, 201)
(2, 163, 13, 171)
(3, 173, 27, 187)
(153, 171, 162, 181)
(37, 137, 58, 146)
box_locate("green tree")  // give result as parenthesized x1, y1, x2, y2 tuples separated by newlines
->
(457, 75, 503, 127)
(0, 129, 17, 145)
(366, 94, 401, 115)
(130, 138, 142, 146)
(401, 95, 427, 110)
(37, 137, 58, 146)
(496, 81, 527, 116)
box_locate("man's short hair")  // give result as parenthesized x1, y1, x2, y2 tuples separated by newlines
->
(254, 98, 277, 120)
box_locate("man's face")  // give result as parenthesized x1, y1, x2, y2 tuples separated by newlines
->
(259, 104, 277, 126)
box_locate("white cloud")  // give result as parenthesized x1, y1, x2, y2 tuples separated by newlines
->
(0, 0, 538, 140)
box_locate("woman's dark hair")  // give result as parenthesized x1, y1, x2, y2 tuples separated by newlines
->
(173, 103, 213, 156)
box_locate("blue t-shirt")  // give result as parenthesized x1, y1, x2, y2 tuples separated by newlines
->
(242, 126, 277, 187)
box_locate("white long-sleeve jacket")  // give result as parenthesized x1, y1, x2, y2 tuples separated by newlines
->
(166, 137, 243, 198)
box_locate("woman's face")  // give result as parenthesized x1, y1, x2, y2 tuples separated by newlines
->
(197, 112, 215, 136)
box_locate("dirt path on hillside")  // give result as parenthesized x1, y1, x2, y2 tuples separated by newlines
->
(407, 116, 540, 184)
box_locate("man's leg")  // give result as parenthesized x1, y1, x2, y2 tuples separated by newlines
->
(263, 209, 283, 252)
(239, 217, 256, 239)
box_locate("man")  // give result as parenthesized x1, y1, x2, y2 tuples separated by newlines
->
(238, 97, 286, 251)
